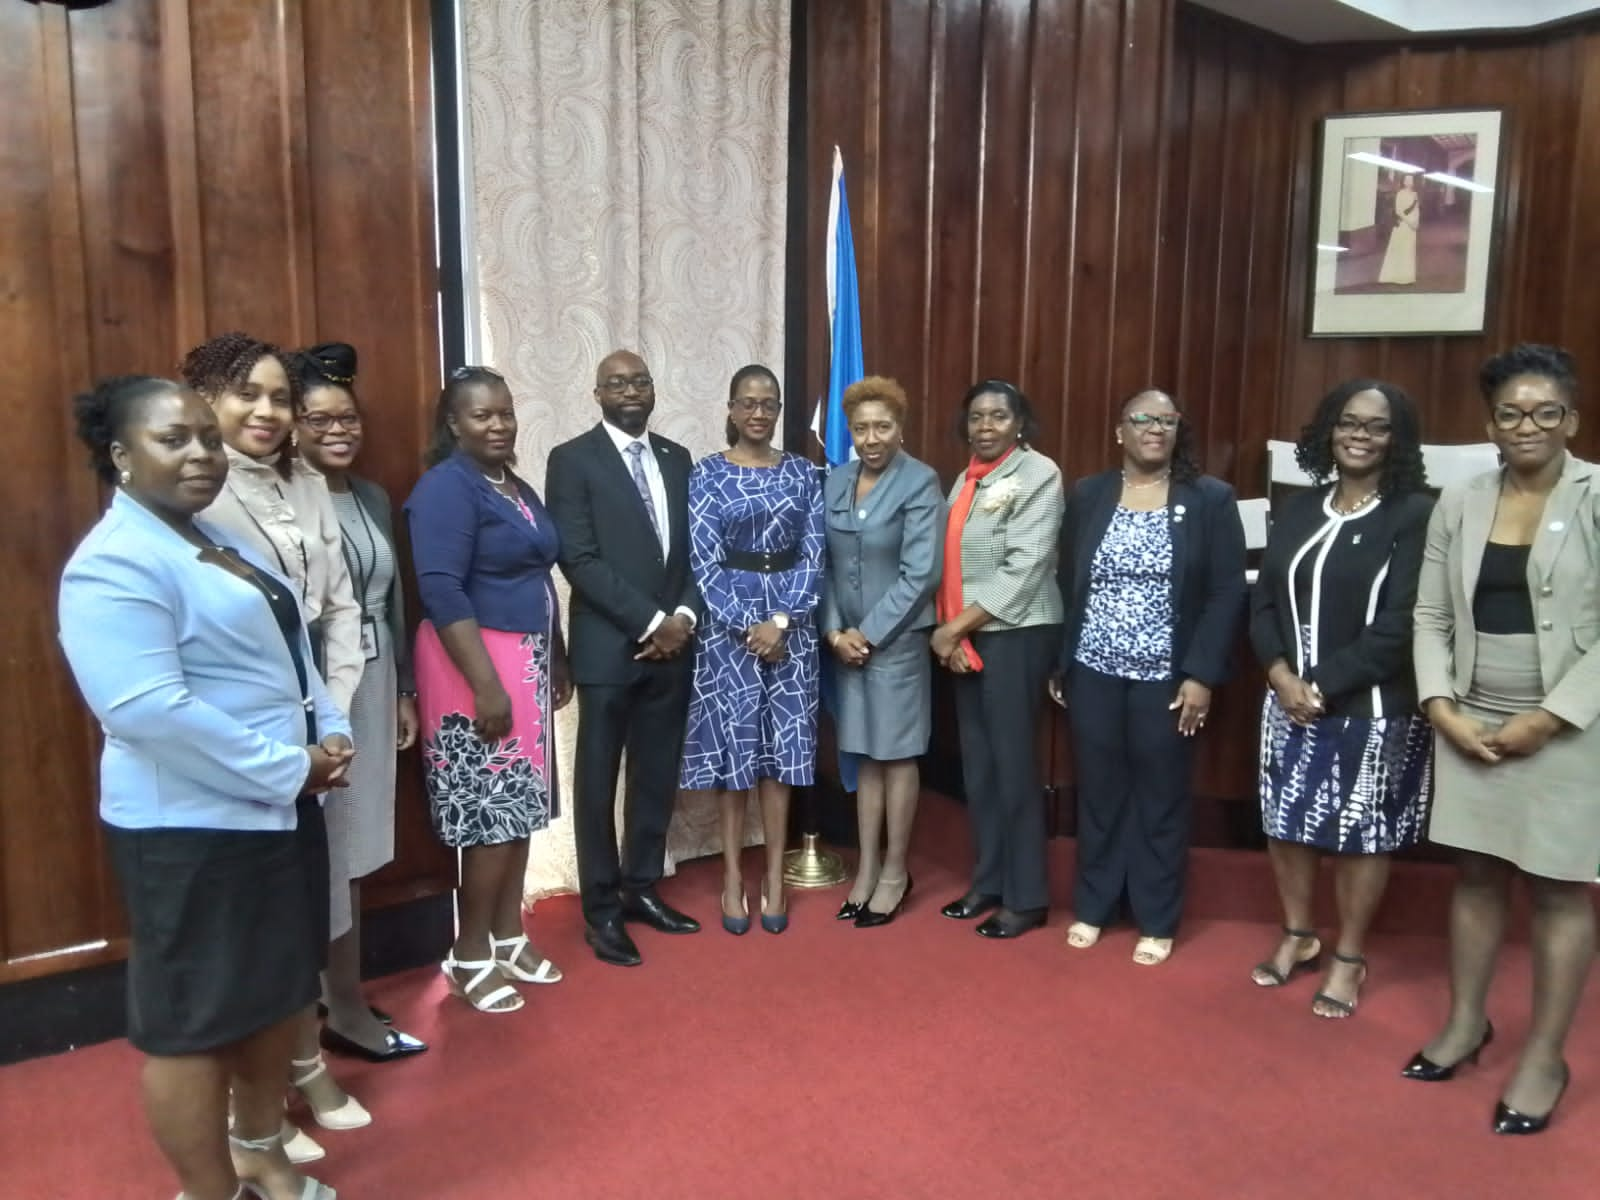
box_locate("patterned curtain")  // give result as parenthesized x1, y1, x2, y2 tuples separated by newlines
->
(461, 0, 791, 901)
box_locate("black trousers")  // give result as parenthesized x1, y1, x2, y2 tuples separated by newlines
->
(1065, 663, 1195, 937)
(950, 624, 1060, 913)
(573, 660, 692, 927)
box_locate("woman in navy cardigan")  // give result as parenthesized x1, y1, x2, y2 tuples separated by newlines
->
(1050, 389, 1247, 965)
(405, 367, 572, 1014)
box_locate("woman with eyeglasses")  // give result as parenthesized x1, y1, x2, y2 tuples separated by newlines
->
(287, 343, 427, 1066)
(935, 380, 1064, 940)
(1049, 389, 1246, 965)
(405, 367, 572, 1012)
(1407, 343, 1600, 1135)
(182, 332, 368, 1159)
(680, 365, 824, 935)
(1249, 380, 1434, 1017)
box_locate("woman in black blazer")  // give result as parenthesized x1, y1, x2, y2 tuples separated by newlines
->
(1249, 380, 1434, 1018)
(1050, 389, 1247, 965)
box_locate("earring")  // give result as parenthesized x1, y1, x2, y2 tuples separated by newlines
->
(119, 469, 132, 486)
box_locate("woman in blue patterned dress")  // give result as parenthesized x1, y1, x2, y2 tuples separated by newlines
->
(1051, 389, 1247, 965)
(680, 365, 824, 935)
(1249, 380, 1434, 1017)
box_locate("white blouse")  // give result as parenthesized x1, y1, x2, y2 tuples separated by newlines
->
(202, 446, 364, 714)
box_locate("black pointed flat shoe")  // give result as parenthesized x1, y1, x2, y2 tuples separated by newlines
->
(320, 1024, 428, 1063)
(1493, 1062, 1570, 1135)
(1401, 1021, 1494, 1082)
(317, 1001, 393, 1026)
(976, 907, 1047, 939)
(941, 890, 1001, 921)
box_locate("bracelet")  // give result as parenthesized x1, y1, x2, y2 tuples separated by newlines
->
(398, 690, 418, 699)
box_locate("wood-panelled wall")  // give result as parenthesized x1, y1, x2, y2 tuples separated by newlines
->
(804, 0, 1600, 816)
(0, 0, 446, 985)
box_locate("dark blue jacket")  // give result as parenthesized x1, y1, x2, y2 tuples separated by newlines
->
(404, 451, 560, 634)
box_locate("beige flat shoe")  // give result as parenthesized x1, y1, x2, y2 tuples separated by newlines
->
(1065, 921, 1102, 949)
(1132, 936, 1173, 966)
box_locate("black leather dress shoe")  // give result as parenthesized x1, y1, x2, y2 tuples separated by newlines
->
(320, 1025, 428, 1063)
(620, 890, 701, 934)
(586, 920, 643, 966)
(976, 908, 1047, 939)
(940, 890, 1002, 921)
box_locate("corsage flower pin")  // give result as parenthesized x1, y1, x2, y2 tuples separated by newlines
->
(980, 477, 1020, 514)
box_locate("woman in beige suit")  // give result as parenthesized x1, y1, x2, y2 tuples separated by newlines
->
(934, 379, 1064, 940)
(1407, 343, 1600, 1136)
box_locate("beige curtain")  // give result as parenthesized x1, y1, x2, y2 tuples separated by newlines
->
(461, 0, 791, 901)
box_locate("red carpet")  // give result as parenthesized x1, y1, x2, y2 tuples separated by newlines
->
(3, 795, 1596, 1199)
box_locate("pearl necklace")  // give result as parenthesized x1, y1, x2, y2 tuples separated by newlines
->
(1122, 471, 1170, 490)
(484, 468, 508, 485)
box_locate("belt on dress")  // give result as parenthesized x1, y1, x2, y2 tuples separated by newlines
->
(721, 546, 798, 573)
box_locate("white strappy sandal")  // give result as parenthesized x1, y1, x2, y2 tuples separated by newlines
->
(280, 1118, 324, 1164)
(228, 1127, 336, 1199)
(491, 933, 563, 984)
(290, 1054, 372, 1130)
(442, 948, 525, 1013)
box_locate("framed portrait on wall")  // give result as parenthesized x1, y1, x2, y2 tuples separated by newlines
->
(1307, 107, 1507, 338)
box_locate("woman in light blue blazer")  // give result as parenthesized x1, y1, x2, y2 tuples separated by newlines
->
(821, 377, 943, 927)
(58, 377, 350, 1200)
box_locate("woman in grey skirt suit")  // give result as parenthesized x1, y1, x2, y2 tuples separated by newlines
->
(821, 377, 943, 927)
(1408, 343, 1600, 1135)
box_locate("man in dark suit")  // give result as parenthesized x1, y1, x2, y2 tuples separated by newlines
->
(546, 349, 702, 966)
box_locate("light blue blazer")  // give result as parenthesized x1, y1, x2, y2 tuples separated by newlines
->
(58, 490, 350, 832)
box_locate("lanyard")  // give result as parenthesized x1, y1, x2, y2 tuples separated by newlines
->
(337, 488, 383, 610)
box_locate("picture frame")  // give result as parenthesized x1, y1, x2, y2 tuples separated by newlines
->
(1307, 107, 1507, 338)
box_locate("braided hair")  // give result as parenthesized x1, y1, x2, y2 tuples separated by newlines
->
(179, 332, 299, 479)
(72, 376, 185, 485)
(425, 366, 507, 466)
(1119, 389, 1201, 485)
(1294, 379, 1428, 495)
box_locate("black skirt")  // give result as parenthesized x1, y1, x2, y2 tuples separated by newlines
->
(105, 797, 329, 1056)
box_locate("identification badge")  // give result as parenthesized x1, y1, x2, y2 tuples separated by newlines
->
(360, 617, 380, 662)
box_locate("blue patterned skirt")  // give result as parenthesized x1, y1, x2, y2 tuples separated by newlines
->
(1258, 692, 1433, 855)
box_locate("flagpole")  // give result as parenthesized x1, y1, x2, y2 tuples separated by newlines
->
(784, 147, 853, 891)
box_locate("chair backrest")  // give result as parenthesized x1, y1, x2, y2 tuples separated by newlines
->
(1421, 442, 1499, 490)
(1237, 496, 1271, 551)
(1265, 439, 1313, 488)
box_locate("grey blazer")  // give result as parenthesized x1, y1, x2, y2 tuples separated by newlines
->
(1414, 453, 1600, 730)
(350, 474, 415, 694)
(945, 446, 1065, 630)
(820, 452, 943, 647)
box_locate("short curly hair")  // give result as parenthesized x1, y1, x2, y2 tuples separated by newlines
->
(179, 332, 299, 479)
(1478, 342, 1579, 408)
(842, 376, 908, 424)
(1295, 378, 1428, 495)
(72, 376, 186, 486)
(955, 378, 1041, 445)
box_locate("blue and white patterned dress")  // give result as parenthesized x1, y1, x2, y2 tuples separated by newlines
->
(679, 452, 824, 790)
(1074, 507, 1174, 680)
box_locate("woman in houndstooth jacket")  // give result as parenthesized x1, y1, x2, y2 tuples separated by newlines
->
(933, 380, 1065, 940)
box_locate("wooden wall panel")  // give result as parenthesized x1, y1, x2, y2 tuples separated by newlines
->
(0, 0, 443, 984)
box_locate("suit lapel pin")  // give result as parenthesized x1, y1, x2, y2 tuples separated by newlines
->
(1550, 519, 1565, 532)
(1352, 533, 1363, 544)
(1173, 503, 1186, 524)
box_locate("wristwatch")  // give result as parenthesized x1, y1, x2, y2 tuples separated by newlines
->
(771, 612, 791, 632)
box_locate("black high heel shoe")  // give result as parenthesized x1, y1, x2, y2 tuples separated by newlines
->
(1401, 1021, 1495, 1082)
(1493, 1062, 1570, 1135)
(836, 898, 867, 921)
(855, 875, 913, 929)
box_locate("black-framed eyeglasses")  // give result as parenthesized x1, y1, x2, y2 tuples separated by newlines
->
(299, 412, 363, 434)
(1492, 403, 1569, 432)
(732, 397, 781, 415)
(1125, 413, 1180, 432)
(1334, 415, 1393, 437)
(599, 375, 654, 395)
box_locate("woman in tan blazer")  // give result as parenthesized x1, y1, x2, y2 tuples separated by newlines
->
(1407, 343, 1600, 1136)
(933, 379, 1064, 940)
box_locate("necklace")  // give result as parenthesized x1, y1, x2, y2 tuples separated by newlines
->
(485, 467, 508, 485)
(1122, 471, 1170, 490)
(1331, 489, 1379, 516)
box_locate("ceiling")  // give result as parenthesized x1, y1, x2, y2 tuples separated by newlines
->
(1187, 0, 1600, 43)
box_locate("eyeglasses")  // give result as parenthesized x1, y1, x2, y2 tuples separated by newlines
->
(1334, 415, 1393, 437)
(1125, 413, 1181, 432)
(732, 397, 782, 415)
(1492, 403, 1570, 432)
(599, 374, 654, 395)
(299, 412, 363, 434)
